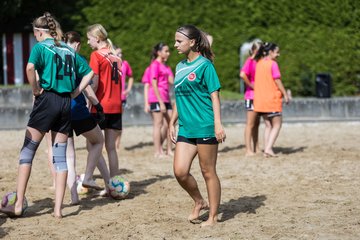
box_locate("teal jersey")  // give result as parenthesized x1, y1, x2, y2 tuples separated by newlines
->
(28, 38, 92, 93)
(174, 55, 221, 138)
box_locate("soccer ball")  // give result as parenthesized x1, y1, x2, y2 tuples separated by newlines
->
(108, 175, 130, 200)
(76, 174, 89, 195)
(1, 191, 28, 211)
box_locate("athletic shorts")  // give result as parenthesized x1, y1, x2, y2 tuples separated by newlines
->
(92, 113, 122, 130)
(261, 112, 282, 118)
(177, 135, 218, 145)
(28, 91, 71, 134)
(150, 102, 172, 112)
(244, 99, 254, 111)
(122, 100, 127, 109)
(69, 116, 98, 137)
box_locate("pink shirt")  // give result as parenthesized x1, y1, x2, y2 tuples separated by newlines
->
(146, 60, 173, 103)
(121, 60, 133, 101)
(241, 57, 257, 100)
(271, 61, 281, 79)
(141, 66, 150, 85)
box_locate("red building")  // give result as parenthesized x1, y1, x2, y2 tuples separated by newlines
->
(2, 32, 36, 85)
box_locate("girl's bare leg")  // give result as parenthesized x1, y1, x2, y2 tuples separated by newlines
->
(82, 126, 104, 189)
(252, 114, 261, 153)
(263, 116, 272, 153)
(152, 112, 165, 157)
(198, 144, 220, 227)
(104, 129, 121, 177)
(245, 110, 258, 156)
(52, 131, 69, 218)
(66, 137, 78, 204)
(12, 127, 45, 216)
(45, 132, 56, 189)
(264, 115, 282, 157)
(173, 142, 208, 221)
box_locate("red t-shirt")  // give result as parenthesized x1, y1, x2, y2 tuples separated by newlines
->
(89, 48, 122, 114)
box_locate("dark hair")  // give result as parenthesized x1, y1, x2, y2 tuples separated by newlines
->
(176, 24, 214, 62)
(249, 41, 262, 56)
(151, 42, 168, 60)
(63, 31, 81, 44)
(254, 42, 278, 61)
(32, 12, 62, 46)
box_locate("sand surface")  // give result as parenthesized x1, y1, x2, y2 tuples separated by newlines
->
(1, 121, 360, 239)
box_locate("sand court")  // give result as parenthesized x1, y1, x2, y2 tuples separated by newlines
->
(0, 121, 359, 239)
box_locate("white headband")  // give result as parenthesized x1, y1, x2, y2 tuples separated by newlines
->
(33, 27, 49, 31)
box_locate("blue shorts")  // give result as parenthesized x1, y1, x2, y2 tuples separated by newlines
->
(177, 135, 218, 145)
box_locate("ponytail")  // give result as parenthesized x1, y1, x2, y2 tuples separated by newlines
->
(87, 23, 116, 55)
(151, 42, 167, 60)
(176, 24, 214, 62)
(107, 38, 117, 55)
(44, 12, 61, 46)
(32, 12, 62, 46)
(254, 42, 278, 61)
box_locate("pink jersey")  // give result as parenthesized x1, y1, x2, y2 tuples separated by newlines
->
(146, 60, 173, 103)
(241, 57, 257, 100)
(121, 60, 133, 101)
(141, 66, 150, 85)
(271, 61, 281, 79)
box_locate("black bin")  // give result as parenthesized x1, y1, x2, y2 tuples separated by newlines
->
(315, 73, 331, 98)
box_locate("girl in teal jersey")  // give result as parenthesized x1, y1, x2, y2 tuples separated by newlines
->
(169, 24, 226, 227)
(0, 12, 93, 218)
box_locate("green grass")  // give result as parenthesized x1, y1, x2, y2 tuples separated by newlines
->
(220, 90, 243, 101)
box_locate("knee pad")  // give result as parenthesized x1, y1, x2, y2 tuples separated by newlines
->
(52, 142, 68, 172)
(19, 137, 40, 165)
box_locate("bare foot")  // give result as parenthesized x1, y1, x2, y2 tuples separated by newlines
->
(188, 200, 209, 222)
(51, 213, 63, 219)
(166, 151, 174, 157)
(0, 204, 23, 218)
(245, 151, 256, 157)
(154, 153, 167, 159)
(69, 200, 80, 206)
(200, 218, 217, 227)
(263, 151, 278, 158)
(82, 179, 104, 190)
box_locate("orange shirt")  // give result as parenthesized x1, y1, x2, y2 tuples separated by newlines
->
(253, 58, 283, 112)
(89, 48, 122, 114)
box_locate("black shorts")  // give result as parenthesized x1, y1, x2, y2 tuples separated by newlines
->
(69, 116, 98, 137)
(92, 113, 122, 130)
(244, 99, 254, 111)
(122, 100, 127, 109)
(28, 91, 71, 134)
(150, 102, 172, 112)
(261, 112, 282, 118)
(177, 135, 218, 145)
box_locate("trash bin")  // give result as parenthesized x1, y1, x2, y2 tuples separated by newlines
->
(315, 73, 331, 98)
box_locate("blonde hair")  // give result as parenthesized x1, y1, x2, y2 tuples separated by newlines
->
(32, 12, 63, 45)
(87, 23, 116, 54)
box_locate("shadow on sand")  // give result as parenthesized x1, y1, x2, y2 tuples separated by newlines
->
(196, 195, 267, 223)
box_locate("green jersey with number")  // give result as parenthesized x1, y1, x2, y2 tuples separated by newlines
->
(28, 38, 91, 93)
(174, 55, 221, 138)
